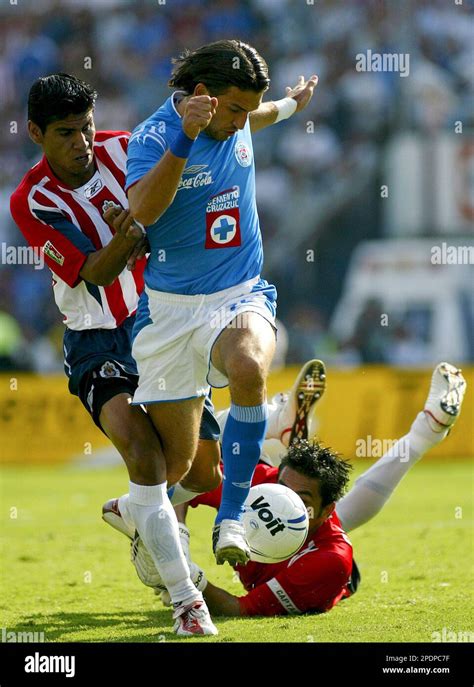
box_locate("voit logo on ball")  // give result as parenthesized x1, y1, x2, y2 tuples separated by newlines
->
(248, 494, 287, 535)
(243, 484, 309, 564)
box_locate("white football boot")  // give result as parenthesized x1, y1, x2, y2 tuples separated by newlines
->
(423, 362, 466, 432)
(102, 498, 135, 539)
(213, 520, 250, 567)
(266, 359, 326, 446)
(173, 599, 218, 636)
(130, 533, 218, 636)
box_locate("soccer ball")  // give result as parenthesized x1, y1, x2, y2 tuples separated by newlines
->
(243, 483, 309, 564)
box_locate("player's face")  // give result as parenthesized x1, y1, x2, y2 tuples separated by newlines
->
(28, 110, 96, 187)
(206, 86, 264, 141)
(278, 466, 335, 534)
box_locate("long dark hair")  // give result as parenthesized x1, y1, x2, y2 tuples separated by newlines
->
(169, 39, 270, 96)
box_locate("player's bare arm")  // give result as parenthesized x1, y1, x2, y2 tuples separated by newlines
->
(201, 581, 241, 616)
(249, 75, 319, 133)
(79, 205, 144, 286)
(128, 95, 217, 226)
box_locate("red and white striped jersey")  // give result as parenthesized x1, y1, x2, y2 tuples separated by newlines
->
(10, 131, 145, 330)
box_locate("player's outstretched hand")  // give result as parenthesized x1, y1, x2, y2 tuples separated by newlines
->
(182, 95, 218, 139)
(103, 204, 144, 242)
(285, 75, 319, 113)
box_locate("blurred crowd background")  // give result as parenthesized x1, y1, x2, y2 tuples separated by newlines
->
(0, 0, 473, 372)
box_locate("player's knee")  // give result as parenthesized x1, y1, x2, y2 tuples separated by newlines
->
(227, 354, 267, 393)
(167, 456, 194, 487)
(120, 436, 164, 479)
(192, 473, 222, 492)
(182, 463, 222, 493)
(204, 464, 222, 491)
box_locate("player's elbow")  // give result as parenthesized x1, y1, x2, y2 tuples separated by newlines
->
(128, 186, 171, 226)
(127, 189, 153, 226)
(79, 265, 115, 287)
(97, 276, 115, 287)
(129, 204, 164, 227)
(87, 274, 115, 287)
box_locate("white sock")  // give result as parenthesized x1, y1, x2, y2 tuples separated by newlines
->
(118, 494, 135, 532)
(177, 523, 191, 564)
(336, 413, 448, 532)
(262, 400, 282, 441)
(128, 481, 201, 606)
(169, 483, 203, 506)
(119, 482, 203, 522)
(408, 410, 450, 454)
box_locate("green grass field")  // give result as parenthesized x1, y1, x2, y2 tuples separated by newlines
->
(1, 459, 472, 643)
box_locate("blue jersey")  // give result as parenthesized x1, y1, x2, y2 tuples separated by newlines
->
(126, 93, 263, 295)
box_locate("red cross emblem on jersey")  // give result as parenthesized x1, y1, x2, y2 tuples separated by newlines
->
(205, 207, 241, 249)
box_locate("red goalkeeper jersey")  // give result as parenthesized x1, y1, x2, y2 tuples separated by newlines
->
(190, 463, 355, 617)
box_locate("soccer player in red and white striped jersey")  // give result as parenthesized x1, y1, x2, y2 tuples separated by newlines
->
(11, 126, 143, 330)
(10, 73, 220, 636)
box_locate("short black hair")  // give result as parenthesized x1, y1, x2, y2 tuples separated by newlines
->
(279, 440, 353, 507)
(168, 39, 270, 96)
(28, 73, 97, 133)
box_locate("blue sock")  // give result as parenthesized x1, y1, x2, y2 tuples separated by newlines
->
(216, 402, 268, 524)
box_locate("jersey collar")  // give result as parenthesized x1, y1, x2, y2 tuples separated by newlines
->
(171, 90, 187, 119)
(40, 153, 98, 192)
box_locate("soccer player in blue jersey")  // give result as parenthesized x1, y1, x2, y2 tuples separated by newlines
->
(11, 73, 225, 636)
(125, 41, 318, 591)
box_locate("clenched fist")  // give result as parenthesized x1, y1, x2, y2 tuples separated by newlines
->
(182, 95, 218, 140)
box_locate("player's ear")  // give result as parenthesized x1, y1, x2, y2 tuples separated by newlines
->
(28, 121, 44, 145)
(322, 502, 336, 520)
(194, 82, 210, 97)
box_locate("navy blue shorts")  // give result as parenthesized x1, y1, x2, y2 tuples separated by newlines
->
(63, 315, 220, 440)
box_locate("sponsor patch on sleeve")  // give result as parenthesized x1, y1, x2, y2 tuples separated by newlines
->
(43, 240, 65, 266)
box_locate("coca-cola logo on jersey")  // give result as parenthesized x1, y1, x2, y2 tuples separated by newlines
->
(177, 164, 213, 191)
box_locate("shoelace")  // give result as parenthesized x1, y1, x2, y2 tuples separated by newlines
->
(186, 605, 204, 621)
(174, 601, 203, 619)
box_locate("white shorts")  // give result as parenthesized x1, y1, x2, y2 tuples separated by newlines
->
(131, 276, 277, 404)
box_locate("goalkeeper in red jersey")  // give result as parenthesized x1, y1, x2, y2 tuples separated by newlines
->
(106, 361, 466, 617)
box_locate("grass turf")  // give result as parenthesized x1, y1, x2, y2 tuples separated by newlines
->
(0, 459, 472, 643)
